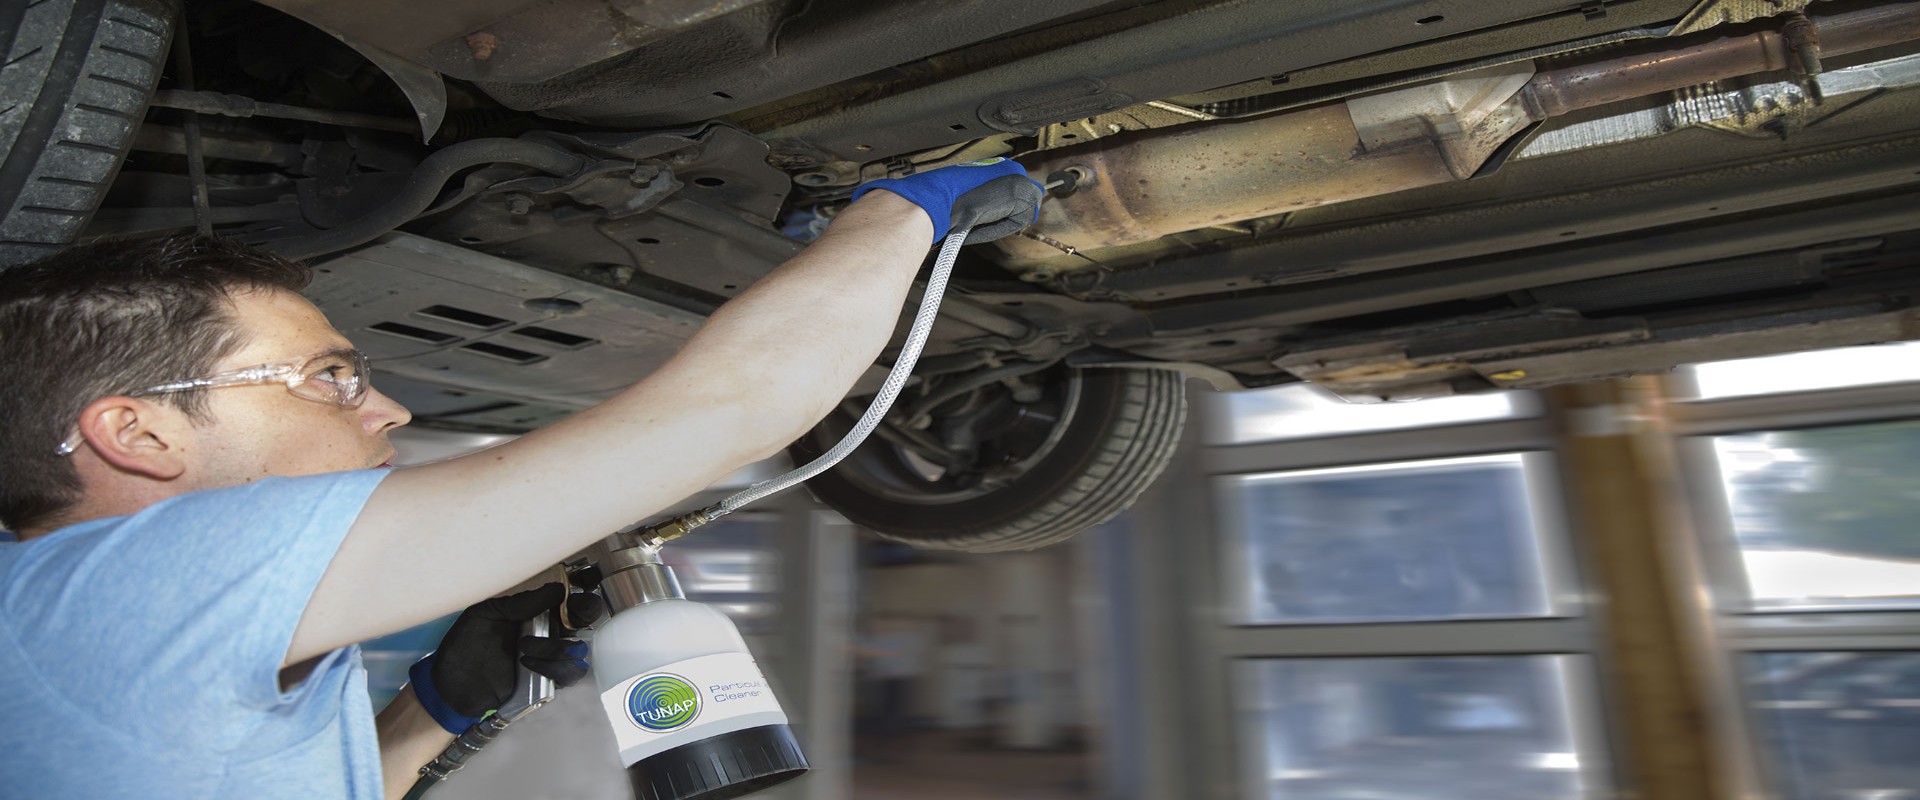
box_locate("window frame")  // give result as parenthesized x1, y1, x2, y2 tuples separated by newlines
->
(1181, 406, 1615, 799)
(1214, 451, 1581, 628)
(1671, 371, 1920, 799)
(1230, 653, 1604, 800)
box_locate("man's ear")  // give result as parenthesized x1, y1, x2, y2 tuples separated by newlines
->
(71, 396, 190, 480)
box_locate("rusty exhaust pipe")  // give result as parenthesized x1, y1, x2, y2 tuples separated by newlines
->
(998, 1, 1920, 264)
(1527, 0, 1920, 115)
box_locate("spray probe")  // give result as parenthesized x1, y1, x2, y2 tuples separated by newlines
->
(575, 223, 989, 800)
(403, 161, 1044, 800)
(399, 228, 991, 799)
(590, 170, 1055, 799)
(622, 160, 1052, 544)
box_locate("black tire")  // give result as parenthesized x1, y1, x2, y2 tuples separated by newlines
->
(0, 0, 175, 268)
(792, 368, 1187, 552)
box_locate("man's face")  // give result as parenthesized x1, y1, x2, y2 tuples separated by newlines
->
(185, 288, 411, 488)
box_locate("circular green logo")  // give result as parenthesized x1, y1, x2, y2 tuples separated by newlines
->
(628, 673, 701, 732)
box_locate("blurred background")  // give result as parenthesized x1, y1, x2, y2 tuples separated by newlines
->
(376, 339, 1920, 800)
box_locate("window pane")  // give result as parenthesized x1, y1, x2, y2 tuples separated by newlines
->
(1709, 421, 1920, 611)
(1747, 652, 1920, 799)
(1239, 656, 1590, 800)
(1206, 383, 1535, 445)
(1689, 342, 1920, 400)
(1225, 454, 1558, 624)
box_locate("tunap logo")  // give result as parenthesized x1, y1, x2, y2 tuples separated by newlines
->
(627, 673, 701, 733)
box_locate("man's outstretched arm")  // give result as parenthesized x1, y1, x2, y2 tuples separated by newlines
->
(291, 163, 1039, 663)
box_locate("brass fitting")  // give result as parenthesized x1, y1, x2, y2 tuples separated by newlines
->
(632, 507, 719, 550)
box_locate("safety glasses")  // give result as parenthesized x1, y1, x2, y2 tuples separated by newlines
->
(56, 348, 373, 456)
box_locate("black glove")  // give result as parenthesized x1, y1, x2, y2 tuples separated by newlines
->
(407, 582, 601, 734)
(850, 157, 1045, 243)
(948, 173, 1049, 244)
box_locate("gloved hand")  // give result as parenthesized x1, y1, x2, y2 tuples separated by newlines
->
(407, 582, 604, 734)
(850, 157, 1045, 243)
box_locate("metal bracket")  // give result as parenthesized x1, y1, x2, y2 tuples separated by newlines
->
(1671, 0, 1814, 37)
(327, 30, 449, 143)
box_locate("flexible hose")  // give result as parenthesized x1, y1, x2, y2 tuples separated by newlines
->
(272, 138, 585, 261)
(401, 774, 440, 800)
(711, 228, 971, 515)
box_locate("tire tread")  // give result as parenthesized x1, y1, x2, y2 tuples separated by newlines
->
(868, 368, 1188, 553)
(0, 0, 176, 267)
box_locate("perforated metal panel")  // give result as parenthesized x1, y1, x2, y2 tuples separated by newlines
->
(306, 233, 705, 409)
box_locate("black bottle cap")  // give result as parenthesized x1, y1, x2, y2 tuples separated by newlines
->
(628, 723, 809, 800)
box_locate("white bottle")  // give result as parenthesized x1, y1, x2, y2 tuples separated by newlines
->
(591, 546, 808, 800)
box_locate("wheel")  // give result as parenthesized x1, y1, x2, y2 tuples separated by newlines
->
(790, 366, 1187, 552)
(0, 0, 176, 268)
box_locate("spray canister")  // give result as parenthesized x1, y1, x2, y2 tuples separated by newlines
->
(592, 544, 809, 800)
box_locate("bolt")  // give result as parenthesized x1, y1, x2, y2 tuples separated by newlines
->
(794, 172, 834, 187)
(465, 32, 501, 61)
(504, 193, 533, 215)
(1781, 12, 1822, 77)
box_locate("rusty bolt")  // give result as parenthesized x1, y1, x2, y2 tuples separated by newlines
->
(465, 32, 501, 61)
(1781, 12, 1822, 78)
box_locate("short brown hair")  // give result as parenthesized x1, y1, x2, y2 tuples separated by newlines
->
(0, 234, 312, 531)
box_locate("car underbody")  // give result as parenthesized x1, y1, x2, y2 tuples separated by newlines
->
(9, 0, 1920, 546)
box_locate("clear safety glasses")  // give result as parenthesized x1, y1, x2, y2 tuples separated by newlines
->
(56, 348, 374, 456)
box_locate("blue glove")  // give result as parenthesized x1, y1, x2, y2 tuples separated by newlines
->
(851, 158, 1045, 242)
(408, 583, 597, 734)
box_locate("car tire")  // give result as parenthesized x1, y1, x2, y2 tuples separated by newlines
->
(0, 0, 175, 268)
(791, 367, 1187, 552)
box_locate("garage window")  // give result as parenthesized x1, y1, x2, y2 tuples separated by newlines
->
(1744, 651, 1920, 799)
(1221, 454, 1565, 625)
(1677, 365, 1920, 800)
(1708, 420, 1920, 612)
(1238, 656, 1591, 800)
(1190, 391, 1604, 800)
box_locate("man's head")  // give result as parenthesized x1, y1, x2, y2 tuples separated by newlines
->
(0, 235, 411, 535)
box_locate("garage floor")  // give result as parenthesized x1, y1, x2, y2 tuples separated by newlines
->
(852, 729, 1093, 800)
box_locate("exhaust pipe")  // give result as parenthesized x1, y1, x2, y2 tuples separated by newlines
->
(996, 1, 1920, 264)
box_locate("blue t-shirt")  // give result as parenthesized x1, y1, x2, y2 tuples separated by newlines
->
(0, 469, 391, 798)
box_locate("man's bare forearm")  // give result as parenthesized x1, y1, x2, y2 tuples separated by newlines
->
(294, 193, 935, 661)
(376, 687, 456, 798)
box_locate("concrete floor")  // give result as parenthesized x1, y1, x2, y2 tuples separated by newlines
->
(851, 729, 1093, 800)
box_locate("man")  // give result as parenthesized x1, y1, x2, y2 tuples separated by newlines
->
(0, 159, 1041, 797)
